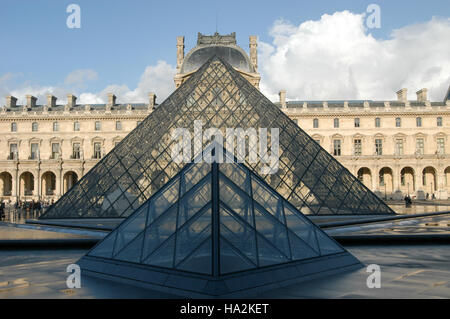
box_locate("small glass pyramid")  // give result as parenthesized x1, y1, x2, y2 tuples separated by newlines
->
(78, 145, 361, 297)
(41, 56, 394, 219)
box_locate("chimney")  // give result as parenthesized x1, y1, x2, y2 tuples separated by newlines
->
(176, 36, 185, 72)
(67, 94, 77, 108)
(396, 88, 408, 102)
(107, 93, 116, 107)
(46, 94, 57, 107)
(26, 95, 37, 108)
(6, 95, 17, 108)
(416, 88, 428, 102)
(249, 35, 258, 72)
(279, 90, 287, 108)
(149, 92, 156, 109)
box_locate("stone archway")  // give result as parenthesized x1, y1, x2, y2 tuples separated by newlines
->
(42, 171, 56, 196)
(19, 172, 34, 198)
(379, 167, 393, 198)
(400, 167, 415, 195)
(357, 167, 372, 189)
(63, 171, 78, 193)
(445, 167, 450, 193)
(422, 166, 437, 194)
(0, 172, 12, 196)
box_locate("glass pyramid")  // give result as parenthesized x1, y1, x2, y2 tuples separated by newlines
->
(77, 145, 361, 297)
(41, 55, 394, 219)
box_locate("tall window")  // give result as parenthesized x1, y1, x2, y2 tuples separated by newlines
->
(375, 139, 383, 155)
(30, 143, 39, 159)
(93, 143, 102, 159)
(11, 122, 17, 132)
(32, 122, 38, 132)
(333, 140, 342, 156)
(116, 121, 122, 131)
(396, 117, 401, 127)
(53, 122, 59, 132)
(353, 139, 362, 156)
(395, 139, 404, 155)
(95, 121, 101, 131)
(416, 138, 424, 155)
(375, 118, 381, 128)
(313, 118, 319, 128)
(354, 118, 360, 128)
(437, 138, 445, 155)
(334, 118, 339, 128)
(416, 117, 422, 127)
(51, 143, 60, 159)
(74, 121, 80, 131)
(437, 117, 443, 127)
(9, 144, 18, 159)
(72, 143, 81, 159)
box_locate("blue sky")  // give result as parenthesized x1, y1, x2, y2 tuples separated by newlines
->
(1, 0, 449, 103)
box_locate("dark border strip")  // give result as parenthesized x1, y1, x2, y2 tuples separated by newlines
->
(317, 211, 450, 229)
(334, 234, 450, 245)
(0, 239, 99, 249)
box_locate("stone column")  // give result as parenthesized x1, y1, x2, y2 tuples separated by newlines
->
(33, 171, 39, 200)
(11, 169, 18, 202)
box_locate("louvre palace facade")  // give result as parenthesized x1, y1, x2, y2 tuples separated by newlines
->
(1, 32, 449, 202)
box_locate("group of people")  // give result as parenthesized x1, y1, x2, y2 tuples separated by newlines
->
(0, 199, 53, 221)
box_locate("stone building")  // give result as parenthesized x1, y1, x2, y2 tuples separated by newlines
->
(0, 93, 155, 202)
(1, 31, 449, 202)
(277, 88, 450, 200)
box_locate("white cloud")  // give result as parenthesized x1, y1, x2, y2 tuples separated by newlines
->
(259, 11, 450, 102)
(64, 69, 98, 86)
(78, 60, 176, 104)
(0, 61, 176, 106)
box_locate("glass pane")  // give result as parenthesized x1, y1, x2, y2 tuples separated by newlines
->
(141, 204, 178, 262)
(251, 177, 284, 223)
(283, 203, 320, 253)
(115, 232, 145, 263)
(219, 176, 252, 224)
(88, 232, 117, 258)
(316, 229, 344, 255)
(253, 205, 290, 259)
(113, 204, 148, 256)
(219, 163, 249, 194)
(220, 238, 256, 274)
(256, 233, 289, 267)
(176, 238, 212, 275)
(178, 178, 211, 227)
(175, 207, 211, 266)
(220, 206, 257, 265)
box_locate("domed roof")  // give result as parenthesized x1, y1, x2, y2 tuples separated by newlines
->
(181, 45, 253, 74)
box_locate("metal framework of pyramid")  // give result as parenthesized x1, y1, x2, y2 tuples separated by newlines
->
(41, 55, 395, 219)
(78, 146, 362, 297)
